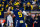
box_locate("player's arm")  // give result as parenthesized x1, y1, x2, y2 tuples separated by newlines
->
(7, 10, 13, 14)
(7, 7, 11, 13)
(19, 10, 27, 20)
(7, 7, 13, 14)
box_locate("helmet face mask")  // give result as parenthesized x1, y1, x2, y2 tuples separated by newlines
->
(16, 5, 20, 9)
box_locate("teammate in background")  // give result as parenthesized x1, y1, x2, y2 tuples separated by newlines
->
(7, 5, 27, 27)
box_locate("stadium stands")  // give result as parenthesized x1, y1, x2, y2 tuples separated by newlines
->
(0, 0, 40, 11)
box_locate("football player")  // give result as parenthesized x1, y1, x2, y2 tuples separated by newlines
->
(7, 5, 27, 27)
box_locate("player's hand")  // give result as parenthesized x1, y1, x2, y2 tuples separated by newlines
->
(19, 10, 22, 13)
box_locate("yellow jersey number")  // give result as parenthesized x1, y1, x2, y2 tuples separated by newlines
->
(0, 12, 1, 15)
(18, 12, 22, 17)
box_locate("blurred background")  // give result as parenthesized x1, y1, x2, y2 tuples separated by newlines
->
(0, 0, 40, 27)
(0, 0, 40, 11)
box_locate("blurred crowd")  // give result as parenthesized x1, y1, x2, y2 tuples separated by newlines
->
(13, 13, 40, 27)
(3, 12, 40, 27)
(0, 0, 40, 27)
(25, 13, 40, 27)
(0, 0, 40, 11)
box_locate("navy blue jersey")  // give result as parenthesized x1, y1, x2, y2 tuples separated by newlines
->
(12, 9, 24, 20)
(19, 8, 24, 11)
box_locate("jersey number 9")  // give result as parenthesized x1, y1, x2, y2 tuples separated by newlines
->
(18, 12, 22, 17)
